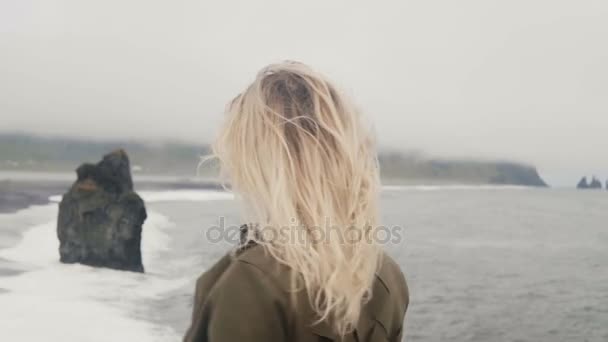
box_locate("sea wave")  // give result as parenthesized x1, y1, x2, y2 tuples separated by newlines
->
(49, 189, 234, 203)
(0, 206, 185, 342)
(382, 184, 530, 191)
(139, 189, 234, 202)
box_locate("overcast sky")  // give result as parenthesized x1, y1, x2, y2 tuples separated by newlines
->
(1, 0, 607, 185)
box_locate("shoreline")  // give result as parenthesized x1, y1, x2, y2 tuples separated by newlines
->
(1, 171, 562, 215)
(0, 180, 66, 214)
(0, 177, 224, 215)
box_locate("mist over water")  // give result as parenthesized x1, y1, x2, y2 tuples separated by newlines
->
(2, 1, 608, 183)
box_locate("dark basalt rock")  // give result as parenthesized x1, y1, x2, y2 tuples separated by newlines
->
(589, 177, 602, 189)
(577, 176, 603, 190)
(577, 177, 589, 189)
(57, 150, 146, 272)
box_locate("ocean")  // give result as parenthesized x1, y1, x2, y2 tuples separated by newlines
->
(0, 186, 607, 341)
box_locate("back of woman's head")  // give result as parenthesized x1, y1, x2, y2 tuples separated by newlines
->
(213, 61, 381, 335)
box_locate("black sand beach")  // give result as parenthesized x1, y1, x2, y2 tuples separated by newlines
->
(0, 180, 68, 214)
(0, 174, 224, 214)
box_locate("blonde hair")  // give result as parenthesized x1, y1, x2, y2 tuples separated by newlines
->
(213, 61, 381, 335)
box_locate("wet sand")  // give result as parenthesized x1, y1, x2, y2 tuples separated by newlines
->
(0, 257, 25, 282)
(0, 176, 223, 214)
(0, 180, 68, 214)
(0, 268, 23, 277)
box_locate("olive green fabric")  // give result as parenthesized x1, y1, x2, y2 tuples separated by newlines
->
(184, 245, 409, 342)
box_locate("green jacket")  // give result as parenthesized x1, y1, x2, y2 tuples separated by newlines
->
(184, 245, 409, 342)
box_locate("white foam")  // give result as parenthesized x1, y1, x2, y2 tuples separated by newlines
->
(0, 207, 185, 341)
(49, 189, 234, 204)
(0, 203, 59, 227)
(382, 184, 529, 191)
(0, 203, 59, 250)
(139, 189, 234, 202)
(49, 194, 62, 202)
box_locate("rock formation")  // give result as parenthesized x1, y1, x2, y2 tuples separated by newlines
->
(380, 153, 549, 186)
(577, 176, 603, 190)
(487, 162, 548, 187)
(577, 177, 589, 189)
(57, 150, 147, 272)
(589, 177, 603, 189)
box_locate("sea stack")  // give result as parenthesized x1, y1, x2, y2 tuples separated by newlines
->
(577, 177, 589, 189)
(589, 177, 602, 189)
(577, 176, 603, 190)
(57, 150, 147, 272)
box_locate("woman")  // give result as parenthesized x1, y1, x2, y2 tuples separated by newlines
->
(184, 62, 408, 342)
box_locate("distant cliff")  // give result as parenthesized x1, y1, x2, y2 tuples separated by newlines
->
(0, 133, 209, 175)
(379, 153, 548, 187)
(0, 133, 548, 186)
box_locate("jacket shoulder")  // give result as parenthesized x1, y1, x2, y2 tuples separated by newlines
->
(233, 244, 292, 291)
(377, 252, 409, 308)
(187, 248, 292, 342)
(364, 252, 409, 338)
(193, 253, 234, 303)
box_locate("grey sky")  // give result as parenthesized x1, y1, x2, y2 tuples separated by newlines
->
(1, 0, 607, 185)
